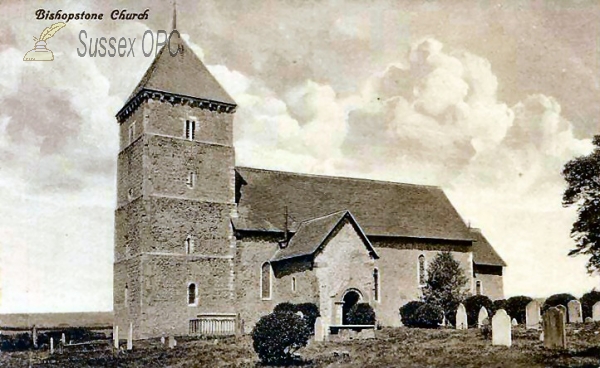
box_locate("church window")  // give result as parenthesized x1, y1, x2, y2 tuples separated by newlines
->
(188, 283, 197, 306)
(418, 255, 426, 286)
(128, 122, 135, 145)
(124, 283, 129, 307)
(186, 171, 196, 188)
(185, 235, 194, 254)
(291, 277, 296, 293)
(185, 120, 196, 140)
(476, 281, 482, 295)
(261, 262, 272, 300)
(373, 268, 380, 302)
(127, 188, 134, 201)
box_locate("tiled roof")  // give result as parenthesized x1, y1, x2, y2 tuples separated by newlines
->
(126, 34, 236, 106)
(234, 167, 473, 241)
(270, 210, 377, 262)
(471, 229, 506, 267)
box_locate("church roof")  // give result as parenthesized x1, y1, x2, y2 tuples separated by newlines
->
(471, 229, 506, 267)
(125, 34, 236, 106)
(234, 167, 474, 241)
(270, 210, 378, 262)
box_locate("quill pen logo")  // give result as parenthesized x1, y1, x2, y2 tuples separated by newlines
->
(23, 22, 66, 61)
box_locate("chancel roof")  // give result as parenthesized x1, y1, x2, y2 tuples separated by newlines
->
(270, 210, 378, 262)
(471, 229, 507, 267)
(234, 167, 474, 241)
(125, 34, 236, 106)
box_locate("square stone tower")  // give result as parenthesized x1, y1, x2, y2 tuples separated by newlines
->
(113, 31, 237, 339)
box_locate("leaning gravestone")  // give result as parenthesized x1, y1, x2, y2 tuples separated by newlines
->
(477, 307, 489, 328)
(526, 300, 541, 329)
(456, 303, 468, 330)
(492, 309, 511, 347)
(543, 307, 566, 349)
(567, 300, 583, 323)
(593, 301, 600, 322)
(314, 317, 325, 342)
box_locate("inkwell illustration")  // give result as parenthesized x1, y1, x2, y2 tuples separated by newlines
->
(23, 22, 66, 61)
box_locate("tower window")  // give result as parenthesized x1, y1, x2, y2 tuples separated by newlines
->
(186, 171, 196, 188)
(261, 263, 272, 300)
(373, 268, 380, 302)
(188, 283, 197, 306)
(291, 277, 296, 293)
(418, 255, 426, 286)
(128, 122, 136, 145)
(476, 281, 482, 295)
(185, 120, 196, 140)
(185, 235, 194, 254)
(124, 283, 129, 307)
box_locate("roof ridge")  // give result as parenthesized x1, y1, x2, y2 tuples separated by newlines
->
(235, 166, 441, 190)
(299, 210, 348, 225)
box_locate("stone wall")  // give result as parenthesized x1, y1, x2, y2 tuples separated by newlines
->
(372, 238, 473, 327)
(474, 264, 504, 301)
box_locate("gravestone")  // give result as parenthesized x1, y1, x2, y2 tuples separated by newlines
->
(593, 302, 600, 321)
(160, 336, 165, 345)
(314, 317, 325, 342)
(50, 337, 54, 355)
(511, 318, 518, 326)
(127, 323, 133, 350)
(61, 333, 66, 345)
(113, 326, 119, 349)
(567, 300, 583, 323)
(543, 307, 566, 349)
(32, 325, 38, 348)
(168, 335, 176, 349)
(455, 303, 468, 330)
(557, 305, 567, 324)
(492, 309, 511, 347)
(585, 317, 593, 323)
(477, 307, 489, 328)
(526, 300, 541, 329)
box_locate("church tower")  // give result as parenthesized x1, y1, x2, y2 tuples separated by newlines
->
(113, 22, 237, 338)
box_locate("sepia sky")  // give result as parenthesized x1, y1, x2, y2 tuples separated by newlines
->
(1, 0, 600, 313)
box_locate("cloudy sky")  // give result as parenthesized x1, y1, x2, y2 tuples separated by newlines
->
(1, 0, 600, 313)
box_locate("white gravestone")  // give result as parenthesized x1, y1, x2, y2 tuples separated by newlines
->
(314, 317, 325, 342)
(593, 301, 600, 322)
(477, 307, 489, 328)
(526, 300, 541, 329)
(492, 309, 512, 347)
(127, 322, 133, 350)
(567, 300, 583, 324)
(511, 318, 518, 326)
(113, 326, 119, 349)
(455, 303, 468, 330)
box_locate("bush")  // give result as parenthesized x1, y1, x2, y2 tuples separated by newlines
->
(581, 290, 600, 319)
(414, 303, 444, 328)
(1, 333, 32, 352)
(252, 312, 311, 364)
(464, 295, 493, 328)
(273, 302, 320, 334)
(505, 296, 533, 324)
(347, 303, 376, 325)
(400, 301, 425, 327)
(542, 293, 577, 313)
(492, 299, 507, 314)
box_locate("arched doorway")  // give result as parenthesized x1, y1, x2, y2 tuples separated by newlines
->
(342, 290, 361, 324)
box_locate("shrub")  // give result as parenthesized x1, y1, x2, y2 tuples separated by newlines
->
(492, 299, 507, 314)
(581, 290, 600, 319)
(542, 293, 577, 313)
(414, 303, 444, 328)
(1, 333, 32, 352)
(347, 303, 376, 325)
(252, 312, 311, 364)
(464, 295, 493, 328)
(273, 302, 320, 334)
(400, 301, 425, 327)
(505, 296, 533, 324)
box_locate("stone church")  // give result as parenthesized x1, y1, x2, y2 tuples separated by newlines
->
(113, 29, 506, 340)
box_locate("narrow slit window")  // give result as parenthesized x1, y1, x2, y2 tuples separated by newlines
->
(261, 263, 271, 300)
(185, 236, 194, 254)
(185, 120, 196, 140)
(418, 255, 426, 286)
(291, 277, 296, 293)
(186, 171, 196, 188)
(124, 283, 129, 307)
(476, 281, 482, 295)
(373, 268, 380, 301)
(128, 122, 135, 145)
(188, 283, 197, 305)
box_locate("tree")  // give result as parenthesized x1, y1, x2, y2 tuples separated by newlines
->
(542, 293, 576, 313)
(505, 296, 533, 324)
(422, 251, 469, 325)
(562, 136, 600, 274)
(464, 295, 493, 328)
(580, 290, 600, 319)
(252, 312, 311, 364)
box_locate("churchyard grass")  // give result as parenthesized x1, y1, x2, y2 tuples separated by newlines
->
(3, 323, 600, 367)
